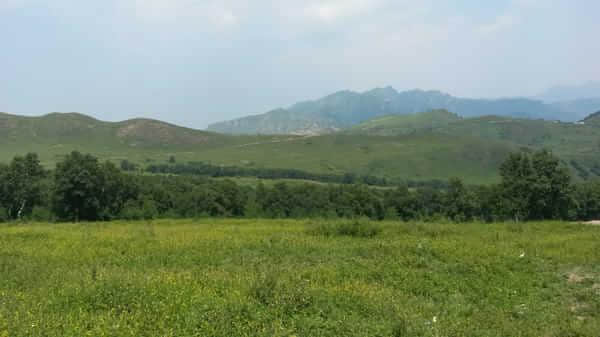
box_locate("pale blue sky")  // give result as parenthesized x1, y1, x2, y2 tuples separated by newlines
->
(1, 0, 598, 128)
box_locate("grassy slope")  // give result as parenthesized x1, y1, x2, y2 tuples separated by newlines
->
(193, 133, 514, 183)
(350, 112, 600, 178)
(347, 109, 462, 136)
(0, 112, 289, 167)
(349, 111, 600, 153)
(0, 112, 515, 183)
(3, 111, 599, 184)
(1, 219, 599, 336)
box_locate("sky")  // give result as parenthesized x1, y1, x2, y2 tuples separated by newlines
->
(1, 0, 599, 128)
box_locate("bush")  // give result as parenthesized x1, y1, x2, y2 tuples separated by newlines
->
(309, 219, 382, 238)
(251, 272, 278, 306)
(30, 206, 55, 222)
(250, 271, 313, 313)
(121, 199, 158, 220)
(0, 207, 7, 222)
(391, 318, 409, 337)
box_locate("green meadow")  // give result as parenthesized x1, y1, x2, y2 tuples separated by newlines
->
(1, 219, 599, 336)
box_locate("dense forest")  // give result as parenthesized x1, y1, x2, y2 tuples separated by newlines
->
(0, 150, 599, 222)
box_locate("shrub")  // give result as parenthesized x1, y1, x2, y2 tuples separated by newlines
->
(121, 199, 158, 220)
(0, 207, 7, 222)
(309, 219, 382, 238)
(251, 273, 278, 306)
(250, 272, 313, 313)
(391, 319, 408, 337)
(30, 206, 55, 222)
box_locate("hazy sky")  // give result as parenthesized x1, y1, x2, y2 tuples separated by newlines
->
(1, 0, 598, 128)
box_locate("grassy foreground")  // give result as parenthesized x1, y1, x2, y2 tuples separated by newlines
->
(0, 219, 599, 336)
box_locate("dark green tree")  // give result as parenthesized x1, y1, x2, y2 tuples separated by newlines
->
(573, 180, 600, 220)
(0, 153, 46, 219)
(443, 178, 476, 221)
(385, 186, 419, 220)
(264, 182, 294, 218)
(414, 187, 444, 219)
(498, 151, 534, 221)
(120, 159, 137, 172)
(99, 161, 139, 219)
(53, 152, 138, 221)
(529, 150, 574, 219)
(0, 163, 8, 220)
(53, 152, 104, 221)
(499, 150, 573, 221)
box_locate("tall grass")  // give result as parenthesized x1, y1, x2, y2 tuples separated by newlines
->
(308, 219, 383, 238)
(0, 219, 599, 336)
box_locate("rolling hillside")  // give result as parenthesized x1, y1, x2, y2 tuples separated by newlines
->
(1, 111, 599, 184)
(206, 87, 598, 135)
(350, 110, 600, 151)
(347, 109, 462, 136)
(0, 112, 288, 166)
(0, 111, 516, 183)
(349, 110, 600, 179)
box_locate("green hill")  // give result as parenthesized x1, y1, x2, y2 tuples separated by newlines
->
(349, 111, 600, 179)
(351, 111, 600, 152)
(2, 111, 600, 184)
(347, 109, 462, 136)
(191, 132, 517, 184)
(0, 112, 288, 166)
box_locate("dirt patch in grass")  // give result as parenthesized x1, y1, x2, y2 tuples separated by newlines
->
(564, 267, 599, 325)
(567, 269, 587, 284)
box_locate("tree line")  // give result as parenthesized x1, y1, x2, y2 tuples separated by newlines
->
(0, 150, 599, 222)
(144, 161, 450, 189)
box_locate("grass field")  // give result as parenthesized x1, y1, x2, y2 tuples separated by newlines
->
(1, 219, 599, 336)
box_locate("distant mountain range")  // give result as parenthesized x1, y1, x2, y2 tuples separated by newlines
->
(537, 81, 600, 102)
(207, 87, 600, 135)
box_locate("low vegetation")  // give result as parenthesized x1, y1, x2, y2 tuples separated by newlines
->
(146, 161, 392, 187)
(1, 219, 598, 336)
(308, 219, 383, 238)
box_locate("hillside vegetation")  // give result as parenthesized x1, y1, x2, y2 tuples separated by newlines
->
(349, 110, 600, 180)
(0, 112, 290, 166)
(2, 110, 600, 184)
(347, 109, 462, 136)
(5, 149, 600, 223)
(1, 219, 598, 336)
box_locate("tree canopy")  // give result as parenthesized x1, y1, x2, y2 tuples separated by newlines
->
(0, 149, 597, 223)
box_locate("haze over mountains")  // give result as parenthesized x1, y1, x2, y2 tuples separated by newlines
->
(537, 81, 600, 102)
(208, 86, 600, 135)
